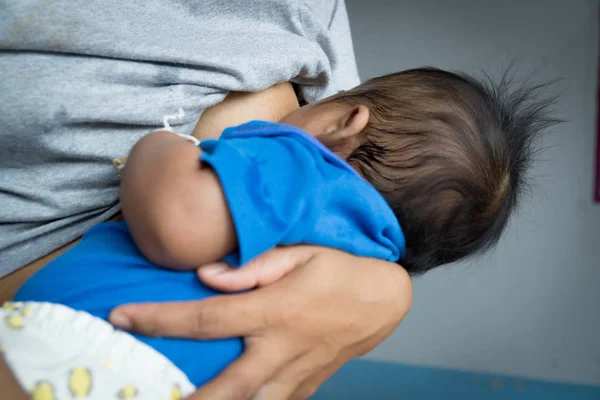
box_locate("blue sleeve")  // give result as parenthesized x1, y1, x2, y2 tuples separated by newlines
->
(200, 134, 405, 267)
(200, 135, 320, 266)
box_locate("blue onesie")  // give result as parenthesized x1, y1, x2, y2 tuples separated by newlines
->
(15, 121, 406, 387)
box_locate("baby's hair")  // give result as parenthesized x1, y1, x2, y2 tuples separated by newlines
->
(331, 68, 559, 275)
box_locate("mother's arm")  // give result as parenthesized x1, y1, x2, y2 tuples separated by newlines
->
(0, 239, 78, 303)
(0, 356, 29, 400)
(111, 247, 413, 400)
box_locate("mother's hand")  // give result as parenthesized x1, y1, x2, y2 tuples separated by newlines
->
(109, 246, 412, 400)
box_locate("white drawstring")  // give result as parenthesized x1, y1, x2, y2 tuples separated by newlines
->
(162, 108, 185, 131)
(158, 108, 201, 146)
(114, 109, 201, 173)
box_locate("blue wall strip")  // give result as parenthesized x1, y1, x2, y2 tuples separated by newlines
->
(313, 359, 600, 399)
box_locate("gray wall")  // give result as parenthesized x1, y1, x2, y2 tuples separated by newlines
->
(346, 0, 600, 386)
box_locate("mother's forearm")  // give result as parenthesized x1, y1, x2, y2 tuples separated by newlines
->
(0, 357, 29, 400)
(332, 252, 413, 333)
(0, 239, 80, 304)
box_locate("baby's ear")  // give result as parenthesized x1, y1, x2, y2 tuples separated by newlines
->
(319, 105, 369, 157)
(340, 104, 370, 137)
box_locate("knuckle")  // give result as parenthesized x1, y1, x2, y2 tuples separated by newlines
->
(268, 299, 299, 328)
(124, 309, 162, 337)
(191, 306, 217, 337)
(131, 320, 159, 337)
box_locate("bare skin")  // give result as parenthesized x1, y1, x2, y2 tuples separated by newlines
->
(0, 355, 29, 400)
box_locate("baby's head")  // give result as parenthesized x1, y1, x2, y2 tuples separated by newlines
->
(281, 67, 557, 275)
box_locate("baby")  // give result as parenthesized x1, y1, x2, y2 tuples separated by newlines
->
(1, 68, 555, 400)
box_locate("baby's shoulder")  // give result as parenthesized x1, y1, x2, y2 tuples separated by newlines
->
(220, 120, 359, 174)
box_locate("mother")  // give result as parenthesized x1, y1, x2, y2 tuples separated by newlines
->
(0, 1, 412, 398)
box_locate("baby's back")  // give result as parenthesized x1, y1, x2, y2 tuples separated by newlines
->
(15, 220, 242, 387)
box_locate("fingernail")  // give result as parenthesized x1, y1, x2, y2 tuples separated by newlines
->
(201, 263, 229, 276)
(110, 312, 132, 329)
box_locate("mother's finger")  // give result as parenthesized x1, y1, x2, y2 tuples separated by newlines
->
(109, 293, 266, 339)
(198, 246, 321, 293)
(186, 341, 289, 400)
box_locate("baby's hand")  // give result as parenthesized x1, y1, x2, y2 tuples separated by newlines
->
(197, 246, 319, 292)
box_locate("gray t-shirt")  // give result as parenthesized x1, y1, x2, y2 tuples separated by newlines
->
(0, 0, 361, 277)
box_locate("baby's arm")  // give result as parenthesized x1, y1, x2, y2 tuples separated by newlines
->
(120, 131, 237, 270)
